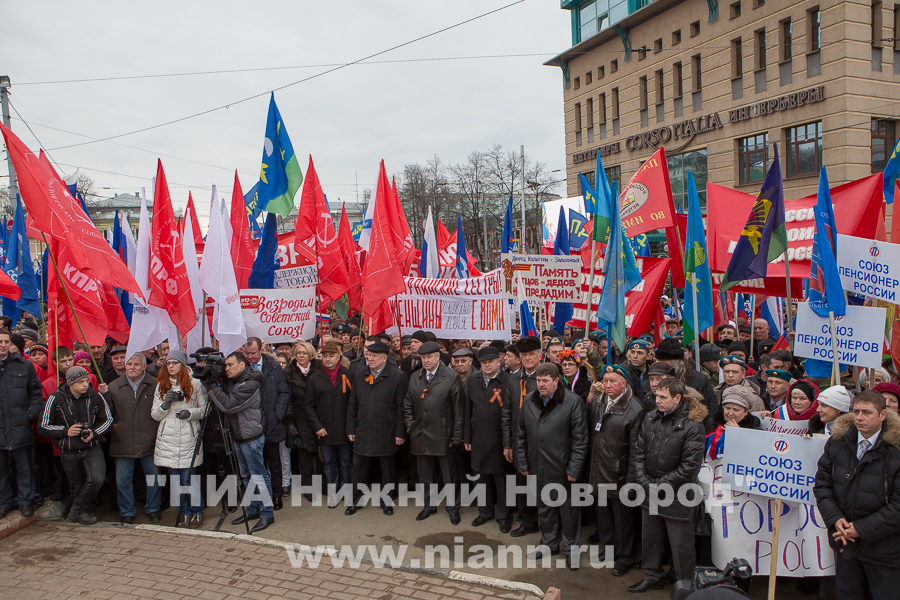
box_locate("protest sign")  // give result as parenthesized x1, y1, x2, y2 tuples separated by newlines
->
(836, 233, 900, 302)
(274, 232, 320, 289)
(699, 459, 834, 577)
(541, 196, 586, 249)
(241, 287, 317, 342)
(794, 303, 887, 369)
(392, 269, 510, 339)
(759, 417, 810, 436)
(500, 253, 583, 303)
(721, 428, 826, 505)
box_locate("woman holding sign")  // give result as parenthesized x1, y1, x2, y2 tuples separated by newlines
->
(704, 386, 762, 460)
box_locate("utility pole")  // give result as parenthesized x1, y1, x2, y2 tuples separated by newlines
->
(1, 76, 18, 212)
(520, 145, 526, 254)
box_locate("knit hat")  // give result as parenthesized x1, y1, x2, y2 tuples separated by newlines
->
(19, 328, 39, 342)
(73, 351, 92, 363)
(166, 349, 189, 366)
(874, 382, 900, 401)
(699, 343, 722, 363)
(817, 385, 852, 413)
(722, 385, 757, 410)
(66, 366, 91, 385)
(727, 341, 748, 356)
(411, 330, 430, 344)
(655, 337, 685, 361)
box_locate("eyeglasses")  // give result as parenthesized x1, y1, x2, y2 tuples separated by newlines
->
(166, 361, 181, 367)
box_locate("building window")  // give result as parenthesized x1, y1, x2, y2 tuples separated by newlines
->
(673, 61, 683, 97)
(872, 119, 896, 172)
(574, 76, 581, 90)
(598, 93, 607, 122)
(692, 54, 702, 91)
(639, 76, 649, 109)
(586, 97, 595, 128)
(605, 165, 622, 191)
(672, 29, 682, 45)
(872, 1, 884, 47)
(785, 121, 823, 177)
(738, 134, 769, 184)
(690, 21, 701, 36)
(586, 71, 593, 85)
(667, 149, 709, 211)
(611, 59, 618, 73)
(894, 5, 899, 50)
(755, 28, 767, 70)
(598, 65, 605, 79)
(611, 87, 620, 119)
(754, 0, 765, 7)
(578, 0, 612, 42)
(655, 69, 664, 104)
(730, 1, 742, 19)
(732, 38, 744, 78)
(580, 171, 596, 188)
(781, 19, 793, 61)
(808, 7, 821, 52)
(654, 38, 663, 52)
(575, 102, 583, 146)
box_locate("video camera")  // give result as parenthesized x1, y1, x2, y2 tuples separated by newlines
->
(671, 558, 752, 599)
(189, 350, 227, 388)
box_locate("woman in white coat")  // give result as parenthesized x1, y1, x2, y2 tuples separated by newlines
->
(151, 349, 207, 528)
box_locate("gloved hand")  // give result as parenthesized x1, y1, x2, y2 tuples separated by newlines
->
(286, 423, 299, 437)
(164, 390, 181, 404)
(175, 410, 190, 420)
(160, 399, 172, 411)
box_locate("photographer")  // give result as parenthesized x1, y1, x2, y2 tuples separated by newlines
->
(151, 350, 207, 529)
(38, 366, 113, 525)
(207, 351, 275, 533)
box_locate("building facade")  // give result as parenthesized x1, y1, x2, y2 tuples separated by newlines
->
(547, 0, 899, 214)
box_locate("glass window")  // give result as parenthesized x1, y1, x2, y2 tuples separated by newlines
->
(738, 134, 769, 184)
(580, 171, 596, 189)
(606, 165, 622, 191)
(666, 149, 708, 211)
(782, 20, 793, 61)
(785, 122, 823, 177)
(610, 0, 628, 25)
(579, 0, 612, 42)
(872, 119, 896, 172)
(809, 8, 821, 52)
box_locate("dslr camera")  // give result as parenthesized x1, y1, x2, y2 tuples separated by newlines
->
(190, 350, 227, 388)
(671, 558, 752, 599)
(79, 422, 92, 440)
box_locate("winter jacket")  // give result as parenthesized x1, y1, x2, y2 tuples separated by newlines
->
(642, 368, 718, 425)
(38, 384, 113, 453)
(347, 362, 408, 457)
(514, 384, 589, 485)
(0, 353, 44, 450)
(814, 411, 900, 568)
(502, 369, 537, 454)
(304, 364, 352, 446)
(254, 354, 290, 445)
(404, 362, 464, 456)
(626, 363, 650, 399)
(588, 386, 646, 488)
(208, 367, 264, 444)
(464, 370, 513, 474)
(151, 376, 208, 469)
(282, 359, 319, 452)
(107, 373, 158, 458)
(634, 390, 708, 521)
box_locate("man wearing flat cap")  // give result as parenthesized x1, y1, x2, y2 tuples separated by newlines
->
(464, 346, 513, 533)
(452, 348, 479, 383)
(404, 341, 464, 524)
(715, 355, 763, 412)
(625, 339, 651, 398)
(586, 363, 647, 575)
(104, 345, 129, 383)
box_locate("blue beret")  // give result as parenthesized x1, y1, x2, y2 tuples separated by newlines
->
(719, 355, 746, 368)
(626, 339, 650, 351)
(602, 364, 629, 380)
(765, 369, 792, 382)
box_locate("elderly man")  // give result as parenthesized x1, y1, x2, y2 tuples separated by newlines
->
(107, 353, 161, 524)
(464, 346, 513, 533)
(405, 341, 464, 523)
(515, 363, 589, 570)
(451, 348, 478, 383)
(587, 364, 646, 576)
(346, 341, 408, 516)
(715, 355, 763, 412)
(762, 369, 792, 411)
(625, 339, 651, 398)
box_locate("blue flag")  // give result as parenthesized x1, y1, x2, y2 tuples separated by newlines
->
(568, 209, 589, 252)
(256, 93, 303, 216)
(591, 155, 616, 244)
(553, 206, 574, 331)
(682, 171, 714, 345)
(248, 212, 280, 289)
(808, 168, 846, 317)
(110, 210, 133, 325)
(580, 174, 597, 215)
(884, 136, 900, 204)
(455, 216, 469, 279)
(3, 196, 41, 320)
(597, 182, 641, 351)
(629, 233, 651, 257)
(501, 196, 515, 253)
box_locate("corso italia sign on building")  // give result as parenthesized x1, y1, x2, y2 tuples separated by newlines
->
(572, 85, 825, 165)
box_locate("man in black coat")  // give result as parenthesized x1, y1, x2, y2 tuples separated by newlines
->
(629, 376, 707, 593)
(404, 341, 464, 524)
(345, 341, 407, 516)
(0, 329, 44, 518)
(305, 341, 353, 509)
(814, 391, 900, 600)
(514, 362, 589, 570)
(464, 346, 513, 533)
(644, 337, 718, 424)
(624, 339, 651, 398)
(587, 364, 646, 576)
(243, 337, 290, 509)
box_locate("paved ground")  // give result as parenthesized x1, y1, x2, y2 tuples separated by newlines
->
(0, 520, 543, 600)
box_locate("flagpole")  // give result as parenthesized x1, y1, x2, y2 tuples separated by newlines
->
(585, 239, 598, 340)
(41, 233, 105, 385)
(749, 295, 756, 363)
(201, 292, 207, 348)
(691, 274, 701, 373)
(783, 251, 794, 351)
(828, 310, 840, 385)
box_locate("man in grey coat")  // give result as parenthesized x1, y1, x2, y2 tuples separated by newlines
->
(404, 341, 464, 524)
(514, 362, 589, 570)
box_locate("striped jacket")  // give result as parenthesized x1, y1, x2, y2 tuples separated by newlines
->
(38, 384, 113, 452)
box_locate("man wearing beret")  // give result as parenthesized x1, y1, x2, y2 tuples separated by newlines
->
(404, 341, 464, 524)
(762, 369, 792, 412)
(464, 346, 513, 533)
(545, 337, 565, 366)
(715, 355, 764, 412)
(644, 338, 718, 420)
(625, 340, 651, 398)
(587, 364, 646, 575)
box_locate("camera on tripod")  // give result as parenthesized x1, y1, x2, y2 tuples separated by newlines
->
(671, 558, 752, 599)
(189, 350, 227, 388)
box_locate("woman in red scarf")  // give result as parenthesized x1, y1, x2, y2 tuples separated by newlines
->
(771, 379, 820, 421)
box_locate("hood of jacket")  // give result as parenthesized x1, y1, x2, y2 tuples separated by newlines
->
(655, 387, 708, 423)
(830, 410, 900, 447)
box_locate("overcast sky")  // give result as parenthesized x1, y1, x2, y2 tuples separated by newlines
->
(1, 1, 571, 228)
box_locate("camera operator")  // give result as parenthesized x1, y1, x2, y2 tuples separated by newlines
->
(207, 351, 275, 533)
(38, 366, 113, 525)
(151, 350, 208, 529)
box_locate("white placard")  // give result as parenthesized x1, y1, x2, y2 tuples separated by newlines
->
(836, 233, 900, 302)
(793, 303, 887, 369)
(759, 417, 810, 435)
(240, 287, 317, 342)
(499, 253, 583, 303)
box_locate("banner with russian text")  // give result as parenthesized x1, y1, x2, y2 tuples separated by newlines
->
(240, 286, 317, 342)
(618, 147, 676, 238)
(794, 303, 887, 369)
(393, 269, 510, 339)
(500, 253, 582, 303)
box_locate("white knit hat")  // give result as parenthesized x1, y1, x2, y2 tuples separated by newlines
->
(817, 386, 852, 413)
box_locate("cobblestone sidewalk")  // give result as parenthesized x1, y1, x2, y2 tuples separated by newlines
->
(0, 521, 541, 600)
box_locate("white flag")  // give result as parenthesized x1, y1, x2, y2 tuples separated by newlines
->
(357, 171, 377, 251)
(182, 205, 205, 357)
(421, 206, 439, 278)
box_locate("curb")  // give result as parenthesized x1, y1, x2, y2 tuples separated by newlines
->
(448, 570, 544, 597)
(0, 512, 39, 542)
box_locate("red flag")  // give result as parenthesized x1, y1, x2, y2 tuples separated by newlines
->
(0, 270, 21, 301)
(666, 212, 688, 288)
(387, 176, 415, 272)
(619, 147, 676, 237)
(149, 160, 196, 336)
(362, 162, 406, 321)
(186, 192, 203, 246)
(47, 241, 109, 349)
(338, 204, 363, 313)
(439, 230, 482, 278)
(437, 220, 451, 248)
(0, 125, 140, 294)
(876, 202, 888, 242)
(102, 282, 130, 343)
(294, 157, 350, 302)
(367, 299, 395, 335)
(230, 171, 255, 290)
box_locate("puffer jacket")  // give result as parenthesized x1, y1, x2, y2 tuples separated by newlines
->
(634, 389, 708, 521)
(151, 375, 207, 469)
(282, 359, 319, 453)
(404, 362, 464, 456)
(814, 411, 900, 567)
(208, 367, 264, 444)
(0, 353, 44, 450)
(588, 386, 646, 488)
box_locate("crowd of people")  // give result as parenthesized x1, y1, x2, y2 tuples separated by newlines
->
(1, 308, 899, 597)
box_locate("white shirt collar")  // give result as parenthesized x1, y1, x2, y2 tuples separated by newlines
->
(858, 429, 881, 447)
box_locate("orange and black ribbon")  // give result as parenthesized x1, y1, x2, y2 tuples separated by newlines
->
(342, 374, 351, 393)
(490, 387, 503, 407)
(365, 373, 374, 385)
(519, 380, 526, 409)
(421, 387, 428, 400)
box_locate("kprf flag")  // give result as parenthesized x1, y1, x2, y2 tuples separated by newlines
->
(256, 93, 303, 216)
(362, 162, 405, 323)
(185, 192, 203, 246)
(47, 240, 109, 348)
(420, 206, 439, 278)
(682, 171, 714, 346)
(388, 176, 415, 273)
(618, 147, 676, 237)
(808, 168, 846, 318)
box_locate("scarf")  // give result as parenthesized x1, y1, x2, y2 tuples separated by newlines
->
(324, 364, 340, 387)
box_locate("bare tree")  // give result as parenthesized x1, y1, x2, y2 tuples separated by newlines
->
(76, 172, 98, 201)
